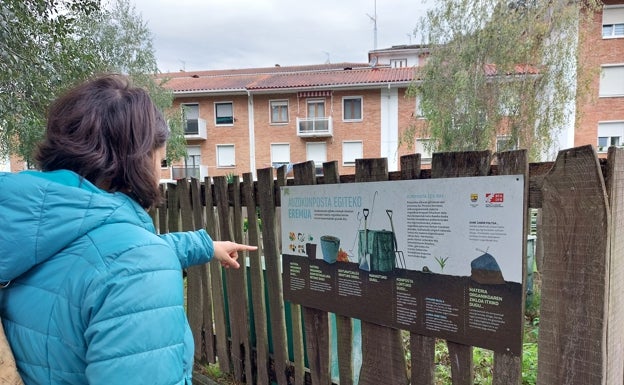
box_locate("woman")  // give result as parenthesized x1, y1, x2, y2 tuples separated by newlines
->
(0, 74, 256, 384)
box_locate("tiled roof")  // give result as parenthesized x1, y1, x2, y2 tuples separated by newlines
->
(246, 67, 418, 90)
(159, 62, 537, 94)
(160, 64, 419, 94)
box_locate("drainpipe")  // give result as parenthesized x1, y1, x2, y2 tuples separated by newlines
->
(247, 90, 256, 179)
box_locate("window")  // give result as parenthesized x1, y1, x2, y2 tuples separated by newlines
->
(271, 143, 290, 169)
(182, 103, 199, 135)
(342, 141, 363, 166)
(307, 99, 325, 118)
(603, 6, 624, 38)
(390, 58, 408, 68)
(306, 142, 327, 176)
(496, 136, 518, 152)
(270, 100, 289, 124)
(598, 121, 624, 153)
(599, 66, 624, 97)
(215, 102, 233, 125)
(415, 139, 434, 164)
(343, 97, 362, 121)
(415, 96, 424, 118)
(216, 144, 235, 167)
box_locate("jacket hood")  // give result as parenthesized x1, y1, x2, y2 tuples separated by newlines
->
(0, 170, 155, 282)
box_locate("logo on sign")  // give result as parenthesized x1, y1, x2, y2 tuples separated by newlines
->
(485, 193, 504, 207)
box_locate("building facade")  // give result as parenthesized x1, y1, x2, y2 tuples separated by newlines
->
(160, 63, 424, 180)
(576, 0, 624, 155)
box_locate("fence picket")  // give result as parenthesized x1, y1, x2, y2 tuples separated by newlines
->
(257, 167, 289, 385)
(210, 177, 232, 373)
(243, 172, 270, 385)
(431, 150, 492, 385)
(178, 179, 205, 363)
(293, 161, 332, 385)
(323, 161, 354, 385)
(606, 147, 624, 384)
(492, 150, 528, 385)
(203, 177, 217, 364)
(356, 158, 409, 385)
(538, 145, 609, 385)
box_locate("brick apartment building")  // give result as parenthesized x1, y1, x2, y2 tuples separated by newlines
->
(575, 0, 624, 154)
(158, 59, 426, 180)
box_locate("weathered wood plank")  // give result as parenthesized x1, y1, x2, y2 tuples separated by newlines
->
(605, 147, 624, 384)
(229, 175, 253, 383)
(356, 158, 409, 385)
(257, 167, 289, 385)
(294, 161, 332, 385)
(243, 172, 269, 385)
(397, 154, 436, 385)
(214, 176, 249, 381)
(324, 161, 354, 385)
(431, 151, 493, 385)
(492, 150, 528, 385)
(179, 179, 204, 362)
(167, 182, 180, 232)
(211, 177, 232, 373)
(203, 177, 217, 364)
(537, 145, 609, 385)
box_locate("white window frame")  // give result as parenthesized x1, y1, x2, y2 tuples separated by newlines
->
(603, 6, 624, 38)
(342, 96, 363, 122)
(215, 101, 234, 126)
(342, 141, 363, 166)
(216, 144, 235, 168)
(599, 65, 624, 97)
(181, 103, 200, 134)
(306, 142, 327, 176)
(390, 58, 408, 68)
(496, 136, 518, 152)
(270, 100, 289, 124)
(270, 143, 290, 169)
(415, 96, 425, 119)
(415, 138, 434, 165)
(598, 121, 624, 153)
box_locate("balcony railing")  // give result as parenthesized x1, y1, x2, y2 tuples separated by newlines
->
(184, 118, 207, 140)
(296, 116, 333, 137)
(171, 165, 208, 180)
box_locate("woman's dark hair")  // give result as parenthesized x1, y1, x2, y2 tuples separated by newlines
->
(35, 74, 169, 208)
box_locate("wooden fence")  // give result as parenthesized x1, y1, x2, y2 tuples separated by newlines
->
(152, 145, 624, 385)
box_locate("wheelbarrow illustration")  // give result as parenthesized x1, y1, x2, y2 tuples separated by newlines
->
(386, 209, 406, 269)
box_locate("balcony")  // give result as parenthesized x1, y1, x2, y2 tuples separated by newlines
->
(171, 165, 208, 180)
(184, 118, 207, 140)
(296, 116, 333, 138)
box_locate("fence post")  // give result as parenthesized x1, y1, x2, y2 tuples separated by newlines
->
(204, 177, 219, 364)
(431, 150, 492, 385)
(324, 161, 354, 385)
(356, 158, 409, 385)
(605, 147, 624, 384)
(257, 167, 290, 385)
(293, 161, 332, 385)
(492, 150, 528, 385)
(537, 145, 611, 385)
(243, 172, 270, 384)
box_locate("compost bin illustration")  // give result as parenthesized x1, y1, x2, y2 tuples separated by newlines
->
(357, 207, 406, 272)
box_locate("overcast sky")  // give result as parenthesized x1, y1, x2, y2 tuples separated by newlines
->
(130, 0, 432, 72)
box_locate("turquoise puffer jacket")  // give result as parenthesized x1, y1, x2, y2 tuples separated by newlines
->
(0, 170, 214, 384)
